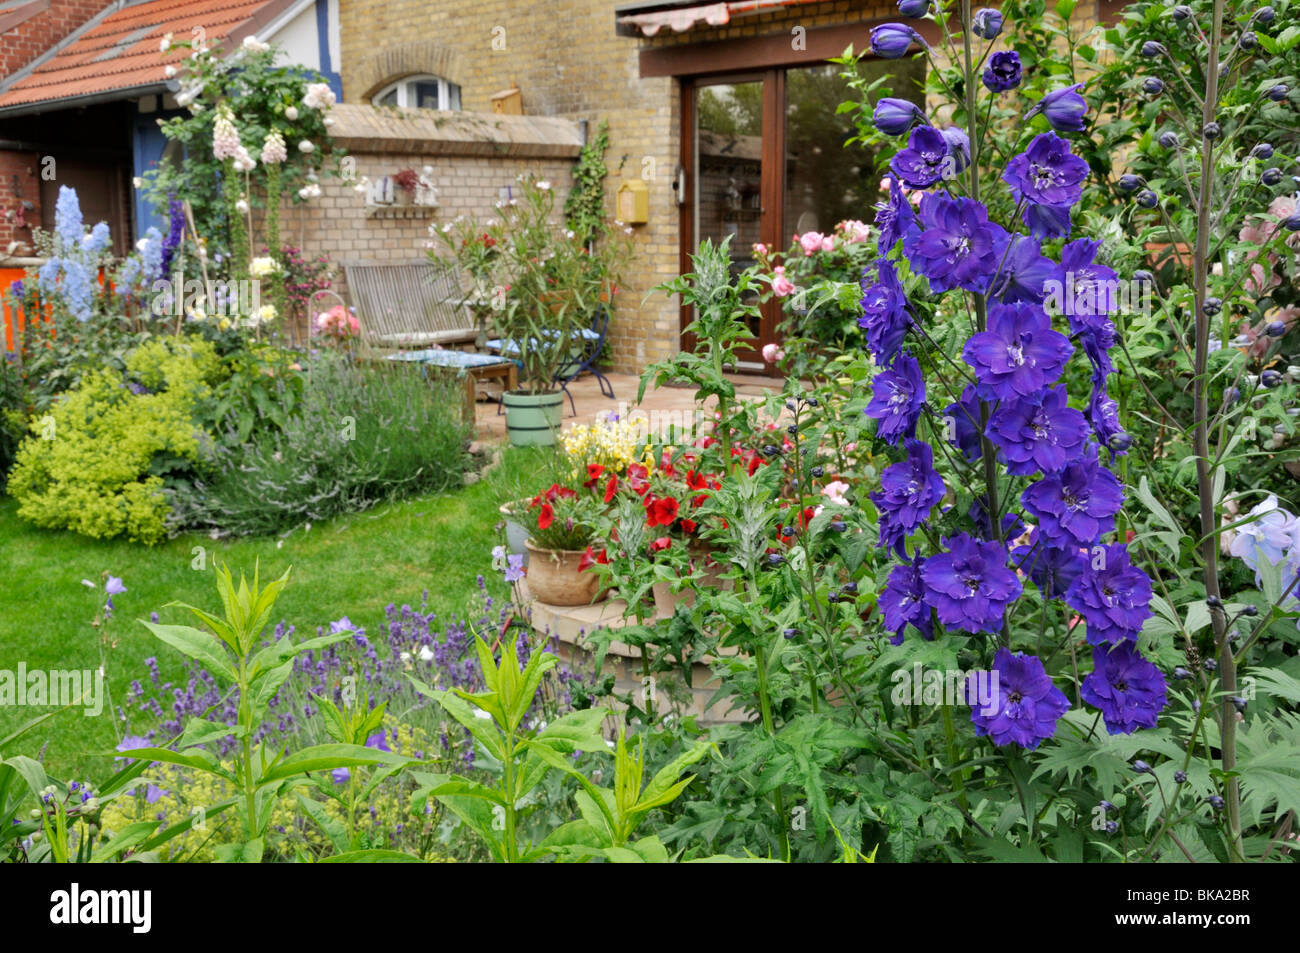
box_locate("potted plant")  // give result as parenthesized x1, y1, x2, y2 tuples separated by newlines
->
(433, 172, 630, 446)
(522, 481, 609, 606)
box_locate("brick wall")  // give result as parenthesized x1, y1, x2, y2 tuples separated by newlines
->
(0, 0, 107, 251)
(0, 0, 106, 76)
(276, 149, 578, 338)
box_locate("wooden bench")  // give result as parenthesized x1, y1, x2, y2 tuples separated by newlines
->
(342, 258, 478, 352)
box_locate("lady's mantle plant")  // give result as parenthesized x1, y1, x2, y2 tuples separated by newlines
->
(862, 3, 1163, 750)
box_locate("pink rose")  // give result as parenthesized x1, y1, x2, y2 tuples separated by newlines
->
(771, 265, 796, 297)
(798, 232, 826, 256)
(761, 342, 786, 364)
(753, 242, 768, 256)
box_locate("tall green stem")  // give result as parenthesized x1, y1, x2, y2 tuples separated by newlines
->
(1190, 0, 1243, 861)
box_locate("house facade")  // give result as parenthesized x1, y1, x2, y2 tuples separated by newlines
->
(2, 0, 1115, 371)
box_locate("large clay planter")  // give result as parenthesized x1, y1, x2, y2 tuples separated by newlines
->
(502, 390, 563, 447)
(653, 580, 695, 617)
(524, 539, 606, 606)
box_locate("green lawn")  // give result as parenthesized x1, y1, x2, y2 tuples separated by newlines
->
(0, 445, 545, 781)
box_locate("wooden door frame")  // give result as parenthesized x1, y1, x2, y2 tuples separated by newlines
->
(678, 69, 786, 361)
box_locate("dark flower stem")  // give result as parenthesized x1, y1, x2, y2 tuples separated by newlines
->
(1189, 0, 1243, 862)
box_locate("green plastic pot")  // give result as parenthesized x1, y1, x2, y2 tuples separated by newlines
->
(502, 390, 563, 446)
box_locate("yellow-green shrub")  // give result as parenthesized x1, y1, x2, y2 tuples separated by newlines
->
(7, 337, 223, 544)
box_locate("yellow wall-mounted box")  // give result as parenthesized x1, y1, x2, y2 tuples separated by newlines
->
(616, 179, 649, 224)
(491, 86, 522, 115)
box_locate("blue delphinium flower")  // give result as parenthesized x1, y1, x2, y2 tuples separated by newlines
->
(963, 302, 1072, 400)
(38, 257, 62, 294)
(943, 384, 983, 461)
(874, 176, 919, 254)
(1087, 379, 1128, 452)
(865, 352, 925, 444)
(60, 259, 94, 322)
(1081, 641, 1167, 734)
(890, 124, 955, 189)
(858, 258, 910, 364)
(160, 196, 185, 277)
(1012, 532, 1085, 598)
(1023, 201, 1073, 240)
(873, 438, 946, 553)
(140, 226, 164, 283)
(54, 185, 84, 250)
(1021, 444, 1123, 546)
(1027, 83, 1089, 132)
(986, 385, 1089, 474)
(904, 193, 1008, 293)
(897, 0, 930, 16)
(874, 97, 926, 136)
(115, 257, 142, 297)
(871, 23, 926, 58)
(983, 50, 1022, 92)
(940, 126, 970, 174)
(966, 648, 1070, 749)
(1065, 544, 1154, 644)
(921, 533, 1022, 634)
(1003, 132, 1089, 208)
(83, 221, 111, 256)
(880, 558, 932, 643)
(988, 235, 1054, 304)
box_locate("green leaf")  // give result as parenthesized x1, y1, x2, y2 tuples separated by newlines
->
(318, 849, 423, 863)
(90, 821, 159, 863)
(296, 793, 349, 853)
(139, 622, 236, 682)
(257, 744, 410, 786)
(409, 681, 505, 761)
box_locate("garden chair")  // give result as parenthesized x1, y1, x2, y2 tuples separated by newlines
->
(342, 258, 478, 352)
(485, 308, 615, 416)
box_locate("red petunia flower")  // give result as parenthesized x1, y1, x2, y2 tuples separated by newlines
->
(686, 470, 708, 491)
(604, 476, 618, 503)
(538, 503, 554, 530)
(645, 495, 680, 527)
(649, 536, 672, 553)
(680, 518, 698, 534)
(584, 464, 605, 488)
(626, 464, 650, 496)
(578, 546, 609, 572)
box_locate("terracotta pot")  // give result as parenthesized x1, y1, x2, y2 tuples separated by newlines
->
(524, 539, 606, 606)
(653, 580, 695, 617)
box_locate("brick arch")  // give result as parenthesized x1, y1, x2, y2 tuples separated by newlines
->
(352, 41, 467, 101)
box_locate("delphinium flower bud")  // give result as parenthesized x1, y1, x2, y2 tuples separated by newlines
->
(1109, 432, 1134, 451)
(1204, 657, 1218, 671)
(1174, 770, 1187, 783)
(1283, 212, 1300, 231)
(972, 8, 1003, 39)
(810, 465, 824, 478)
(768, 552, 784, 566)
(1158, 130, 1179, 148)
(897, 0, 931, 17)
(1267, 320, 1287, 336)
(1172, 4, 1192, 20)
(1106, 820, 1119, 834)
(1099, 800, 1116, 812)
(783, 627, 801, 639)
(781, 525, 795, 537)
(1208, 795, 1225, 809)
(1239, 30, 1259, 50)
(1255, 6, 1276, 23)
(1173, 666, 1193, 680)
(1262, 167, 1283, 185)
(1230, 695, 1248, 712)
(1142, 77, 1164, 95)
(1134, 269, 1154, 284)
(1141, 40, 1166, 57)
(1133, 760, 1153, 773)
(1266, 83, 1289, 102)
(829, 519, 847, 532)
(1262, 369, 1283, 387)
(1118, 173, 1144, 192)
(842, 581, 859, 594)
(1202, 297, 1222, 315)
(1203, 121, 1222, 139)
(1252, 142, 1274, 158)
(1207, 594, 1222, 608)
(1136, 189, 1159, 208)
(871, 23, 925, 58)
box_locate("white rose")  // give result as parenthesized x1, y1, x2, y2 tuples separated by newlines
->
(284, 106, 299, 121)
(298, 140, 314, 153)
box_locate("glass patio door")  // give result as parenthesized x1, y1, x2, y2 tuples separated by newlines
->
(686, 72, 781, 366)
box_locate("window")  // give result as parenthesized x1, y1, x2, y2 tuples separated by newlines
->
(371, 75, 461, 111)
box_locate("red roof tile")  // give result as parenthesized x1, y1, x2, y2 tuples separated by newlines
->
(0, 0, 293, 112)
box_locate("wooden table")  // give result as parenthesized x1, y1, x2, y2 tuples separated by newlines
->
(384, 348, 517, 423)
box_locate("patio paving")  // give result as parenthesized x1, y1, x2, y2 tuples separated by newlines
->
(470, 369, 786, 441)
